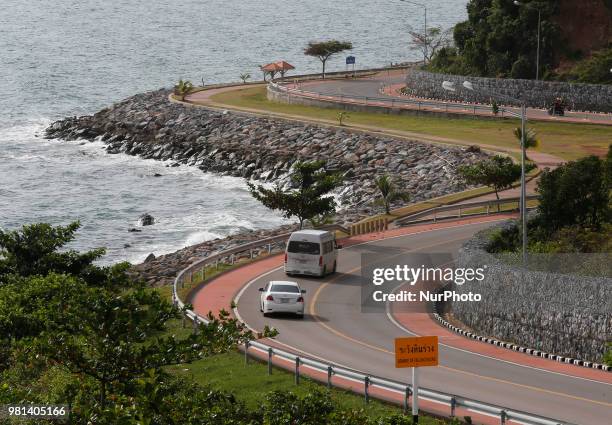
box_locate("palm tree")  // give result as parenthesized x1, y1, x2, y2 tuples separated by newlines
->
(374, 175, 410, 215)
(239, 73, 251, 84)
(174, 79, 193, 101)
(513, 127, 539, 150)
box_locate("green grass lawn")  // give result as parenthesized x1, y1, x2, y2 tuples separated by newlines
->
(208, 86, 612, 161)
(167, 351, 407, 418)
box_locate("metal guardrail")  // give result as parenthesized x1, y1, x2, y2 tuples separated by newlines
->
(395, 195, 538, 225)
(245, 341, 571, 425)
(171, 198, 574, 425)
(172, 224, 347, 315)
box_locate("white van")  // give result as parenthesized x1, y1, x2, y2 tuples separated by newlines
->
(284, 230, 341, 277)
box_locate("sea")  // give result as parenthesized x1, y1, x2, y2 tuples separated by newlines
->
(0, 0, 466, 264)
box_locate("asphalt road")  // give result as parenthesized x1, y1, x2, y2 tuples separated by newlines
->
(298, 72, 612, 125)
(236, 220, 612, 425)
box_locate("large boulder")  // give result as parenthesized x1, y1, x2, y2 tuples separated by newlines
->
(139, 213, 155, 226)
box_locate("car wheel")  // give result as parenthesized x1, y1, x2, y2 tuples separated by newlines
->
(296, 313, 304, 319)
(263, 312, 269, 317)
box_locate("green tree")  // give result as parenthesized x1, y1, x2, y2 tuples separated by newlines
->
(248, 161, 343, 229)
(0, 221, 128, 289)
(174, 79, 193, 101)
(431, 0, 560, 79)
(304, 40, 353, 79)
(561, 46, 612, 84)
(458, 155, 535, 207)
(0, 222, 252, 423)
(606, 144, 612, 189)
(374, 175, 410, 214)
(536, 155, 609, 232)
(239, 73, 251, 83)
(337, 111, 349, 126)
(604, 344, 612, 367)
(513, 126, 539, 150)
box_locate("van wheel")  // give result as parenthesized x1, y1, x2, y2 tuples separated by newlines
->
(332, 261, 337, 273)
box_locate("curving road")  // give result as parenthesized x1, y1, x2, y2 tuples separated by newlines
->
(234, 220, 612, 425)
(292, 70, 612, 125)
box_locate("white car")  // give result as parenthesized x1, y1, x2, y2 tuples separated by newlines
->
(259, 280, 306, 318)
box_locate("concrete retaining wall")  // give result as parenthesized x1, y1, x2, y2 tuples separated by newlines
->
(405, 70, 612, 113)
(454, 221, 612, 362)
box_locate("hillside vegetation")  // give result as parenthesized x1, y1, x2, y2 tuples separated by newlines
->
(429, 0, 612, 83)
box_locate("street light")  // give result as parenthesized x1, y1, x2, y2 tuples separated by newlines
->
(514, 1, 542, 81)
(442, 80, 528, 266)
(400, 0, 428, 65)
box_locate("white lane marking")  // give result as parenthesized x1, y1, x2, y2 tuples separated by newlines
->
(233, 219, 612, 386)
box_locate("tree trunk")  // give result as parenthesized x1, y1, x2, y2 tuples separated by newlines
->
(322, 60, 326, 79)
(495, 189, 501, 212)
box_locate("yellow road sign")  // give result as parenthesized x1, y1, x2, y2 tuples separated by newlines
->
(395, 336, 439, 368)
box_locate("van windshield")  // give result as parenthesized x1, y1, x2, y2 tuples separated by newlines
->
(288, 241, 320, 255)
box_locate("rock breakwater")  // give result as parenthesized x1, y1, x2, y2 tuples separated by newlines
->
(46, 88, 487, 283)
(46, 89, 486, 225)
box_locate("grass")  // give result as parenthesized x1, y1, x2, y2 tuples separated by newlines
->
(166, 350, 449, 423)
(207, 86, 612, 161)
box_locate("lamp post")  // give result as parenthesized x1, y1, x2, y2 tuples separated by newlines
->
(400, 0, 428, 64)
(514, 1, 542, 81)
(442, 81, 528, 266)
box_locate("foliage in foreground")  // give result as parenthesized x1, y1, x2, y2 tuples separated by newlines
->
(0, 222, 252, 424)
(0, 221, 439, 424)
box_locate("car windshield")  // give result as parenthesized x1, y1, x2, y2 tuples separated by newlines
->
(270, 284, 300, 293)
(288, 241, 320, 255)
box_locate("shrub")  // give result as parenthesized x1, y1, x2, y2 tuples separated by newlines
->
(536, 155, 609, 233)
